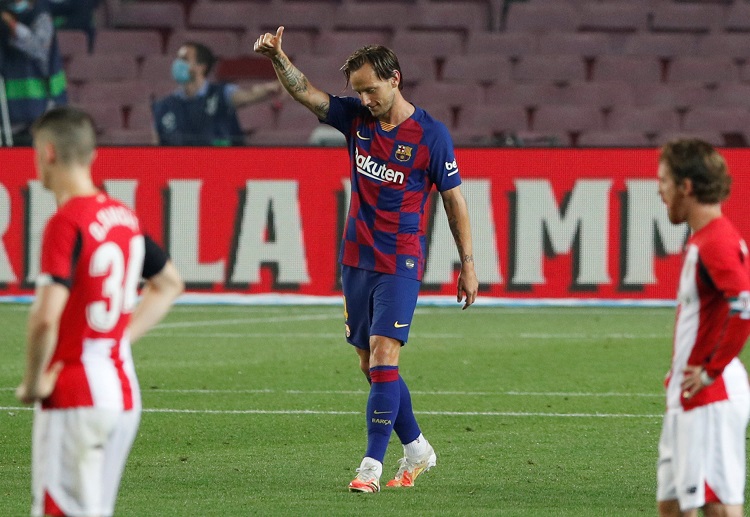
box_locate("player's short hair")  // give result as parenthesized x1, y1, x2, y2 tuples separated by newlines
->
(341, 45, 404, 91)
(660, 139, 731, 204)
(31, 106, 96, 166)
(185, 41, 216, 75)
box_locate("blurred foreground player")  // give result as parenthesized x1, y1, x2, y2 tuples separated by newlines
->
(254, 27, 478, 492)
(656, 139, 750, 517)
(16, 106, 184, 516)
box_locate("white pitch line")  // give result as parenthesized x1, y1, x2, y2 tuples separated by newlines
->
(144, 332, 464, 339)
(0, 406, 662, 418)
(520, 333, 668, 339)
(155, 313, 340, 329)
(0, 387, 664, 397)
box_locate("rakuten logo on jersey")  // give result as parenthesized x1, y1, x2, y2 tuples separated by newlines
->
(355, 148, 405, 185)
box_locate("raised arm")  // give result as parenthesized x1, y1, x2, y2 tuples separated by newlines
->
(440, 185, 479, 309)
(253, 26, 330, 120)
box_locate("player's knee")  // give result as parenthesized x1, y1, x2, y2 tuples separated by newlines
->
(368, 335, 400, 366)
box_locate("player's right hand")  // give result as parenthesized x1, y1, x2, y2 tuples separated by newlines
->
(15, 361, 64, 404)
(254, 26, 284, 58)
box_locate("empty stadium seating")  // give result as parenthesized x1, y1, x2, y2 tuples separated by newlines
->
(50, 0, 750, 146)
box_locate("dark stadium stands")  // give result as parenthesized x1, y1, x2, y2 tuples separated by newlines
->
(58, 0, 750, 146)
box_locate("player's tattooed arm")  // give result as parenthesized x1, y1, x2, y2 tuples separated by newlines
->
(270, 54, 330, 119)
(271, 54, 309, 95)
(312, 100, 330, 120)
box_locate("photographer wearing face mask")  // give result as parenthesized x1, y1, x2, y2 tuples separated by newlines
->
(0, 0, 67, 146)
(151, 41, 281, 146)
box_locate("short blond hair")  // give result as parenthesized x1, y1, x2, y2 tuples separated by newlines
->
(31, 107, 96, 166)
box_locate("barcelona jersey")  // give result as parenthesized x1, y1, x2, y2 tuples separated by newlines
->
(325, 95, 462, 281)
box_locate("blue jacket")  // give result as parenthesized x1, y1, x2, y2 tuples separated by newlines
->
(152, 82, 244, 146)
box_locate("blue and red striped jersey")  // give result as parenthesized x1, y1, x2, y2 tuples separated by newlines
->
(325, 94, 462, 280)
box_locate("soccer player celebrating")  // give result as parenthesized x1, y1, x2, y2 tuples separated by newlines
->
(255, 27, 479, 492)
(656, 139, 750, 517)
(16, 106, 184, 516)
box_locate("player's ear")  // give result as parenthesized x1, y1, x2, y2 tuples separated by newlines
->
(391, 70, 400, 89)
(680, 178, 693, 195)
(43, 141, 56, 165)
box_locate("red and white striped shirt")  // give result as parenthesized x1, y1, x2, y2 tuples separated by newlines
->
(38, 193, 144, 411)
(667, 216, 750, 412)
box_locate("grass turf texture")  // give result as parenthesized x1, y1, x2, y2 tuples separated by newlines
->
(1, 303, 747, 516)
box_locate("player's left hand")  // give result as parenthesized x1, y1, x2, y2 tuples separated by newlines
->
(680, 365, 710, 400)
(15, 361, 64, 404)
(457, 265, 478, 310)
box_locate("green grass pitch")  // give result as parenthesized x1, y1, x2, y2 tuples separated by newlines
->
(1, 303, 748, 516)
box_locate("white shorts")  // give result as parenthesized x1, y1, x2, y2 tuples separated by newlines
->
(657, 397, 750, 511)
(31, 406, 141, 517)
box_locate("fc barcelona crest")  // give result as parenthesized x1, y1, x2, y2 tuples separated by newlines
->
(395, 144, 413, 162)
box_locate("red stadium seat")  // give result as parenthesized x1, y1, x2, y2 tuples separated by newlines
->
(166, 30, 242, 58)
(592, 56, 662, 84)
(556, 81, 635, 111)
(410, 83, 484, 110)
(531, 105, 605, 134)
(94, 29, 163, 57)
(704, 82, 750, 109)
(236, 103, 277, 134)
(622, 33, 700, 59)
(390, 31, 464, 59)
(464, 32, 538, 59)
(408, 2, 490, 32)
(313, 31, 393, 69)
(666, 57, 737, 85)
(66, 54, 139, 83)
(724, 2, 750, 32)
(460, 104, 530, 134)
(650, 4, 723, 33)
(70, 102, 124, 132)
(57, 31, 89, 59)
(537, 33, 616, 57)
(126, 104, 155, 131)
(76, 80, 153, 108)
(333, 3, 410, 31)
(513, 55, 588, 85)
(484, 82, 564, 109)
(577, 131, 651, 148)
(110, 1, 185, 30)
(441, 55, 512, 85)
(187, 1, 259, 30)
(607, 107, 681, 133)
(577, 3, 647, 33)
(140, 54, 175, 83)
(682, 107, 750, 134)
(504, 2, 580, 33)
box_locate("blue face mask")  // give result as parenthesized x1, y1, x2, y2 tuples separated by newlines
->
(171, 59, 191, 84)
(11, 1, 30, 13)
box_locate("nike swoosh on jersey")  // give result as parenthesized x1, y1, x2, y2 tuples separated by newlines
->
(356, 130, 371, 140)
(394, 321, 410, 328)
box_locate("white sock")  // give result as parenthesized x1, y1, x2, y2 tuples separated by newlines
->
(403, 433, 430, 459)
(360, 457, 383, 479)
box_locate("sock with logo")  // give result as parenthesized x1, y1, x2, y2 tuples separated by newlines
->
(393, 375, 422, 449)
(364, 365, 400, 463)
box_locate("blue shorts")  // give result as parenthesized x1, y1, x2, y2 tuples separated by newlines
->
(342, 265, 420, 350)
